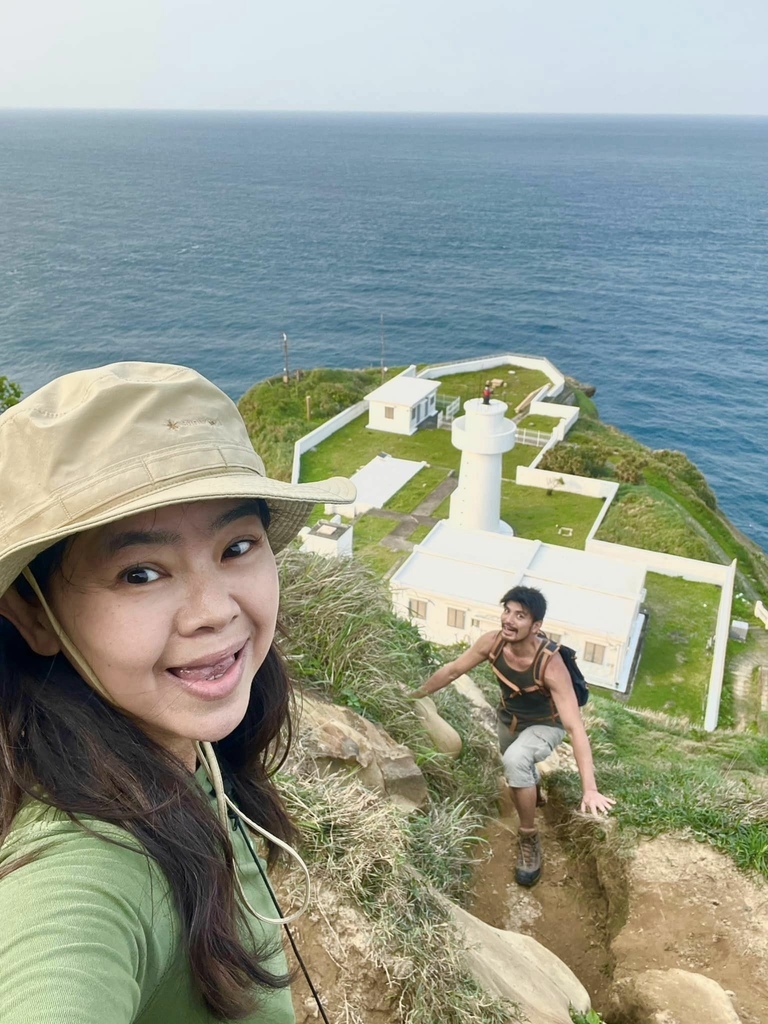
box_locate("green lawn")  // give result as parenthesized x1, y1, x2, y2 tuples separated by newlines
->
(501, 444, 540, 478)
(433, 366, 549, 410)
(517, 414, 559, 432)
(300, 414, 461, 482)
(352, 514, 397, 546)
(408, 523, 433, 544)
(629, 573, 721, 723)
(432, 481, 603, 549)
(500, 484, 604, 548)
(351, 514, 404, 576)
(384, 466, 450, 514)
(596, 485, 715, 562)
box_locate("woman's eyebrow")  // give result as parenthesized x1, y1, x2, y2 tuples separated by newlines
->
(208, 500, 265, 533)
(104, 529, 181, 555)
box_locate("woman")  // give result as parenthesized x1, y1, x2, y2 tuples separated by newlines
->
(0, 361, 354, 1023)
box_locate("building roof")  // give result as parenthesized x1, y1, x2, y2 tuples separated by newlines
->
(365, 376, 439, 406)
(390, 520, 646, 639)
(347, 454, 426, 512)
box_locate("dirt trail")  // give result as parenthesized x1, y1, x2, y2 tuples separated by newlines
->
(470, 804, 768, 1024)
(469, 808, 617, 1016)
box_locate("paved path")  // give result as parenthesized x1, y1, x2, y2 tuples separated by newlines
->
(411, 474, 457, 516)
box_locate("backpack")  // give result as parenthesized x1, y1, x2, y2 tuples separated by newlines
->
(489, 632, 590, 707)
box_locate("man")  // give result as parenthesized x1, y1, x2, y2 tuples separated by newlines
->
(411, 585, 615, 886)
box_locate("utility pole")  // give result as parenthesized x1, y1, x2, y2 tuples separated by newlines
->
(281, 332, 290, 384)
(380, 314, 385, 383)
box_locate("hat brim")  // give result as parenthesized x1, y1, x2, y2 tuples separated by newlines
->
(0, 472, 355, 598)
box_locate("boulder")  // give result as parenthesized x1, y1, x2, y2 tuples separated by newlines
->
(450, 904, 591, 1024)
(611, 968, 742, 1024)
(452, 673, 498, 735)
(410, 695, 463, 757)
(297, 693, 429, 812)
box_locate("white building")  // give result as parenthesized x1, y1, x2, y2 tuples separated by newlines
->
(365, 376, 439, 435)
(300, 516, 354, 559)
(390, 520, 647, 693)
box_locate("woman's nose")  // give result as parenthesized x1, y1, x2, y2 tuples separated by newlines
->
(176, 573, 238, 634)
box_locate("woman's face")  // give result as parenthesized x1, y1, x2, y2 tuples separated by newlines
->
(47, 498, 279, 768)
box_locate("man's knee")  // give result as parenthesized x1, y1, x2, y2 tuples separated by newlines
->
(502, 743, 537, 789)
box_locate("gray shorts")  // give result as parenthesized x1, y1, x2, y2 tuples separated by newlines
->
(497, 720, 566, 789)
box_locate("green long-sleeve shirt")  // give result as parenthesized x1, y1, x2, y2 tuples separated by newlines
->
(0, 774, 296, 1024)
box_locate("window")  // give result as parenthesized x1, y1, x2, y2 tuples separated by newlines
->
(547, 632, 562, 644)
(471, 618, 481, 629)
(447, 607, 466, 630)
(411, 407, 417, 420)
(384, 406, 394, 420)
(584, 642, 605, 665)
(409, 599, 427, 620)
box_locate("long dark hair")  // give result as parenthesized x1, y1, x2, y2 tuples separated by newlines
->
(0, 536, 297, 1020)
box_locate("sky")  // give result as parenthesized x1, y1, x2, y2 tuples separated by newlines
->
(0, 0, 766, 115)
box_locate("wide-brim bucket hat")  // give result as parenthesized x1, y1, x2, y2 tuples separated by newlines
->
(0, 361, 356, 598)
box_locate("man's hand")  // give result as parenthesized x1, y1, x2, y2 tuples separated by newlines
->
(580, 789, 615, 816)
(408, 687, 427, 700)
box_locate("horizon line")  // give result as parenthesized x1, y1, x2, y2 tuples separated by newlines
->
(1, 107, 767, 119)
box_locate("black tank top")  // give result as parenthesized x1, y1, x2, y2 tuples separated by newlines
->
(491, 634, 564, 735)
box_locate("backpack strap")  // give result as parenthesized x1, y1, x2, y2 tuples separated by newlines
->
(532, 638, 561, 690)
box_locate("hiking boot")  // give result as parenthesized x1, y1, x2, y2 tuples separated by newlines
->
(515, 828, 542, 887)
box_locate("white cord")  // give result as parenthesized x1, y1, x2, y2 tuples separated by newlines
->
(196, 741, 311, 926)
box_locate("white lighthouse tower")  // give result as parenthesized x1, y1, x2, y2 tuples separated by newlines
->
(449, 397, 516, 534)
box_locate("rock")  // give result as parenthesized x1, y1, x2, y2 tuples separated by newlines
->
(297, 693, 429, 812)
(604, 837, 768, 1023)
(410, 695, 463, 757)
(450, 904, 591, 1023)
(452, 673, 498, 735)
(611, 968, 743, 1024)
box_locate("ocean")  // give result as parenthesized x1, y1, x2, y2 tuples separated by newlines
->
(1, 112, 767, 545)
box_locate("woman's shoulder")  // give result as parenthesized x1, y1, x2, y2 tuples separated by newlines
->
(2, 794, 149, 863)
(0, 794, 174, 931)
(0, 796, 183, 1023)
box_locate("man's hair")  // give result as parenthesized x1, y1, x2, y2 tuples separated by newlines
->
(500, 585, 546, 623)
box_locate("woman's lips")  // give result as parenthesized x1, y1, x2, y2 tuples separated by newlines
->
(166, 642, 248, 701)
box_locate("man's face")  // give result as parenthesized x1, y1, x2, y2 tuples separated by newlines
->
(500, 601, 539, 643)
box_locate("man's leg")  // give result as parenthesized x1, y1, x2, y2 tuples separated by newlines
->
(498, 722, 566, 886)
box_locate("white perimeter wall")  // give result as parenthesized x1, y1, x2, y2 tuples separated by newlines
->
(527, 399, 580, 441)
(418, 353, 565, 398)
(291, 401, 367, 483)
(291, 366, 418, 483)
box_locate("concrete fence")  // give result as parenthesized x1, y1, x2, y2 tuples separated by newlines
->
(528, 399, 580, 441)
(755, 601, 768, 629)
(291, 401, 368, 483)
(516, 428, 554, 448)
(418, 353, 565, 398)
(290, 365, 419, 483)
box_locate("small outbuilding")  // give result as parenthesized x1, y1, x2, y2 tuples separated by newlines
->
(366, 376, 439, 435)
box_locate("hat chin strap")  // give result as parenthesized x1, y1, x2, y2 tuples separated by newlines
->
(21, 567, 310, 927)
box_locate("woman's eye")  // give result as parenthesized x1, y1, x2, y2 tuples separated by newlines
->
(122, 566, 161, 585)
(224, 539, 253, 559)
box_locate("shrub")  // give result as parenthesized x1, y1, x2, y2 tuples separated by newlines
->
(0, 375, 22, 413)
